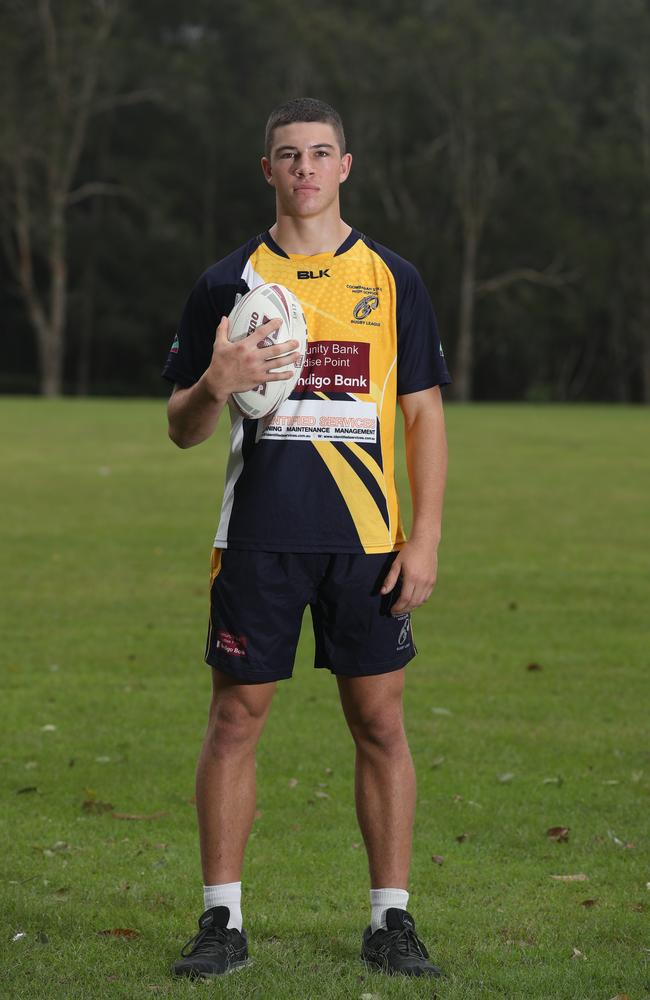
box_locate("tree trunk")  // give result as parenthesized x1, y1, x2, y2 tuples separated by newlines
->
(37, 319, 65, 396)
(454, 224, 478, 402)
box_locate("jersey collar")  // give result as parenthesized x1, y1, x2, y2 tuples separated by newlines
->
(260, 228, 361, 260)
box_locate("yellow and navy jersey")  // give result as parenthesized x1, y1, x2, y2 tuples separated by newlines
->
(163, 229, 450, 554)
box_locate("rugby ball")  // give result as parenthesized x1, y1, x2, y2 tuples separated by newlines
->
(228, 283, 308, 419)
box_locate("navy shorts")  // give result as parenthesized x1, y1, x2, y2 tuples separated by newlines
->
(205, 549, 417, 683)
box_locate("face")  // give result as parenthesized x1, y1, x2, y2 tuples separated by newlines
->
(261, 121, 352, 219)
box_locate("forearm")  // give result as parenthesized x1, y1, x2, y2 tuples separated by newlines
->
(403, 395, 447, 546)
(167, 375, 229, 448)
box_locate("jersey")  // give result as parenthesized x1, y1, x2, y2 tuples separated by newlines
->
(163, 228, 451, 554)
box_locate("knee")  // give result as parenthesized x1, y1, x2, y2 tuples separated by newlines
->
(205, 696, 263, 755)
(349, 709, 406, 754)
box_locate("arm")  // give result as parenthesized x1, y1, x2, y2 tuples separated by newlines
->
(167, 314, 300, 448)
(381, 386, 448, 614)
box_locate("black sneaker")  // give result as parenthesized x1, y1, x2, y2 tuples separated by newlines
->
(172, 905, 249, 978)
(361, 907, 443, 977)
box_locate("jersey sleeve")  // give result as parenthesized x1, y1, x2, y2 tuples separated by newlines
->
(395, 263, 451, 395)
(162, 273, 218, 387)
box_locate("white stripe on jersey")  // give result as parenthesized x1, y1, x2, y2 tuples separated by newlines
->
(214, 405, 246, 547)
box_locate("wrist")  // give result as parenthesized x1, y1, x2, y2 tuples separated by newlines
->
(408, 526, 441, 548)
(198, 370, 229, 406)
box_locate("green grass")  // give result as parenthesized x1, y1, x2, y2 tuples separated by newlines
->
(1, 398, 649, 1000)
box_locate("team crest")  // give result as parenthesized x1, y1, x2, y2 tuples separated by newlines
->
(353, 295, 379, 321)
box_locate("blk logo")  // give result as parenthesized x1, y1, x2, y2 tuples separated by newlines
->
(297, 269, 330, 279)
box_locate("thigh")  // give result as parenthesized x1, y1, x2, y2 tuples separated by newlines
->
(206, 549, 319, 683)
(336, 668, 406, 732)
(311, 551, 417, 677)
(206, 667, 277, 737)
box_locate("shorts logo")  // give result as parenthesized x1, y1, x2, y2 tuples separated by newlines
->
(397, 616, 411, 649)
(353, 295, 379, 321)
(215, 630, 247, 657)
(170, 334, 179, 354)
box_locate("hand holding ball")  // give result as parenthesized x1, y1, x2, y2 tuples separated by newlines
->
(226, 284, 308, 419)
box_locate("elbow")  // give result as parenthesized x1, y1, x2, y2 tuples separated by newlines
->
(168, 424, 192, 449)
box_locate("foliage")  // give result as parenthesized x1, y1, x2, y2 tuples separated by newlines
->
(0, 1, 649, 400)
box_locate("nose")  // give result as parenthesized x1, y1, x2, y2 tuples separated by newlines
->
(294, 154, 314, 177)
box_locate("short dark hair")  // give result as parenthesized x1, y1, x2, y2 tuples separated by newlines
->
(265, 98, 346, 158)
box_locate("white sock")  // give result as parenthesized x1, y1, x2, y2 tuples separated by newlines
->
(370, 887, 409, 933)
(203, 881, 242, 931)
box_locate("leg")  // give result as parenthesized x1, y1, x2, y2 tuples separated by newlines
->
(337, 669, 415, 888)
(195, 668, 276, 884)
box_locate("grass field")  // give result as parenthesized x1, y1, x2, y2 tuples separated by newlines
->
(1, 398, 649, 1000)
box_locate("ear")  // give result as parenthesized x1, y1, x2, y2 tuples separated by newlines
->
(339, 152, 352, 184)
(261, 156, 274, 186)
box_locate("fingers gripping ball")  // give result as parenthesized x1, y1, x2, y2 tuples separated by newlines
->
(228, 283, 308, 419)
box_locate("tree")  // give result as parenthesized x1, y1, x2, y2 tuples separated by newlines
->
(0, 0, 136, 395)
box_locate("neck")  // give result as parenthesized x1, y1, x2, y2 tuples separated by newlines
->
(269, 213, 352, 256)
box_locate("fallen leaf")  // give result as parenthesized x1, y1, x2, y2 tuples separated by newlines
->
(431, 706, 452, 715)
(12, 932, 26, 942)
(547, 826, 570, 842)
(314, 790, 330, 799)
(455, 833, 469, 843)
(324, 767, 333, 775)
(55, 887, 70, 896)
(431, 755, 445, 768)
(288, 778, 298, 788)
(542, 776, 564, 785)
(602, 779, 620, 785)
(97, 928, 141, 939)
(95, 756, 111, 764)
(17, 786, 38, 795)
(111, 811, 167, 821)
(497, 772, 514, 783)
(580, 898, 598, 908)
(631, 770, 643, 783)
(631, 902, 645, 912)
(608, 994, 630, 1000)
(570, 947, 586, 960)
(453, 794, 463, 801)
(82, 800, 114, 814)
(607, 829, 634, 848)
(41, 724, 57, 732)
(551, 874, 588, 882)
(24, 762, 37, 770)
(431, 855, 444, 865)
(351, 842, 361, 849)
(526, 662, 543, 671)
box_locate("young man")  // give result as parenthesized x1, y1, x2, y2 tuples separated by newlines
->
(163, 97, 450, 979)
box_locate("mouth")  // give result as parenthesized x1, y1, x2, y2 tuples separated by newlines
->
(294, 185, 319, 192)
